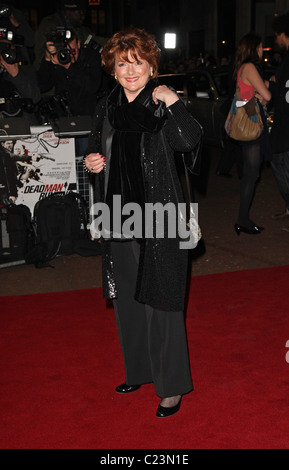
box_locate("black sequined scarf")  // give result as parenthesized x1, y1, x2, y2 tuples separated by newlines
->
(105, 79, 167, 213)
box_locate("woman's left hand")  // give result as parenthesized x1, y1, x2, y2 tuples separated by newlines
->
(152, 85, 179, 107)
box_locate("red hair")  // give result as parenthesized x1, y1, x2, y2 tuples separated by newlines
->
(101, 26, 161, 78)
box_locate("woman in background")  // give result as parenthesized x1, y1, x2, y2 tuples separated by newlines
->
(233, 32, 271, 235)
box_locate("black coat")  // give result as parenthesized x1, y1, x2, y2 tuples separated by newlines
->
(86, 84, 202, 311)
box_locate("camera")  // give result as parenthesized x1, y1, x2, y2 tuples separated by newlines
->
(46, 27, 73, 65)
(0, 4, 12, 18)
(0, 44, 17, 64)
(0, 29, 17, 64)
(0, 92, 35, 117)
(38, 92, 70, 123)
(0, 27, 13, 41)
(83, 35, 103, 54)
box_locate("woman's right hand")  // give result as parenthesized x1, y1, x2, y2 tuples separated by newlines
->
(84, 153, 106, 173)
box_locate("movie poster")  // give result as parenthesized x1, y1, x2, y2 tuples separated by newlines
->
(1, 126, 77, 214)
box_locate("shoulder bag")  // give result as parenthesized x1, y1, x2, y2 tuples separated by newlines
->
(224, 66, 263, 141)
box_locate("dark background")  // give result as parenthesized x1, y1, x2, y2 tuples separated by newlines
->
(4, 0, 280, 61)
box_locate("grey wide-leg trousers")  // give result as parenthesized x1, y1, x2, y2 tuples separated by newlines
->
(111, 240, 193, 398)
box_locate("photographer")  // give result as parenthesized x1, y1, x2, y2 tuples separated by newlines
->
(34, 0, 106, 70)
(0, 2, 35, 64)
(37, 29, 102, 117)
(0, 34, 41, 123)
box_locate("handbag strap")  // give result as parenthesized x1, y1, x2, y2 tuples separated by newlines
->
(236, 65, 245, 100)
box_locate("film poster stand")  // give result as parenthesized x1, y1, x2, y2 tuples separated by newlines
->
(0, 124, 92, 268)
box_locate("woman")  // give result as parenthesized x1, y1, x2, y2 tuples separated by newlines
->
(233, 33, 271, 235)
(83, 27, 202, 418)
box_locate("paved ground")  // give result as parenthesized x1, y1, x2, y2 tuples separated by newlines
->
(1, 146, 289, 296)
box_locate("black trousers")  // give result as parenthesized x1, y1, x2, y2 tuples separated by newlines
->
(111, 240, 193, 398)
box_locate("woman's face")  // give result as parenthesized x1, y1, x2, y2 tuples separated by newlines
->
(256, 42, 263, 59)
(114, 50, 153, 102)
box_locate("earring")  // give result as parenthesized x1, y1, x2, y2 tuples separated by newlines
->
(150, 70, 153, 77)
(115, 74, 118, 80)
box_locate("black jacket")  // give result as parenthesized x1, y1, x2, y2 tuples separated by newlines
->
(269, 49, 289, 154)
(86, 85, 202, 311)
(1, 65, 41, 106)
(37, 47, 103, 117)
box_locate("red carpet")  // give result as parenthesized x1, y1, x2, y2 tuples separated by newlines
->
(1, 265, 289, 449)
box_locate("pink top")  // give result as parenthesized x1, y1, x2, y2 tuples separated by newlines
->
(237, 67, 254, 101)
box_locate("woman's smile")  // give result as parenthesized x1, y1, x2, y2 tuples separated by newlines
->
(125, 77, 139, 82)
(115, 50, 152, 101)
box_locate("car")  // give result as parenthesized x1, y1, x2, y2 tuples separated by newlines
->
(158, 67, 230, 148)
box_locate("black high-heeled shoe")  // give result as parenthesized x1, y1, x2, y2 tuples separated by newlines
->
(115, 383, 141, 393)
(234, 223, 264, 236)
(156, 397, 182, 418)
